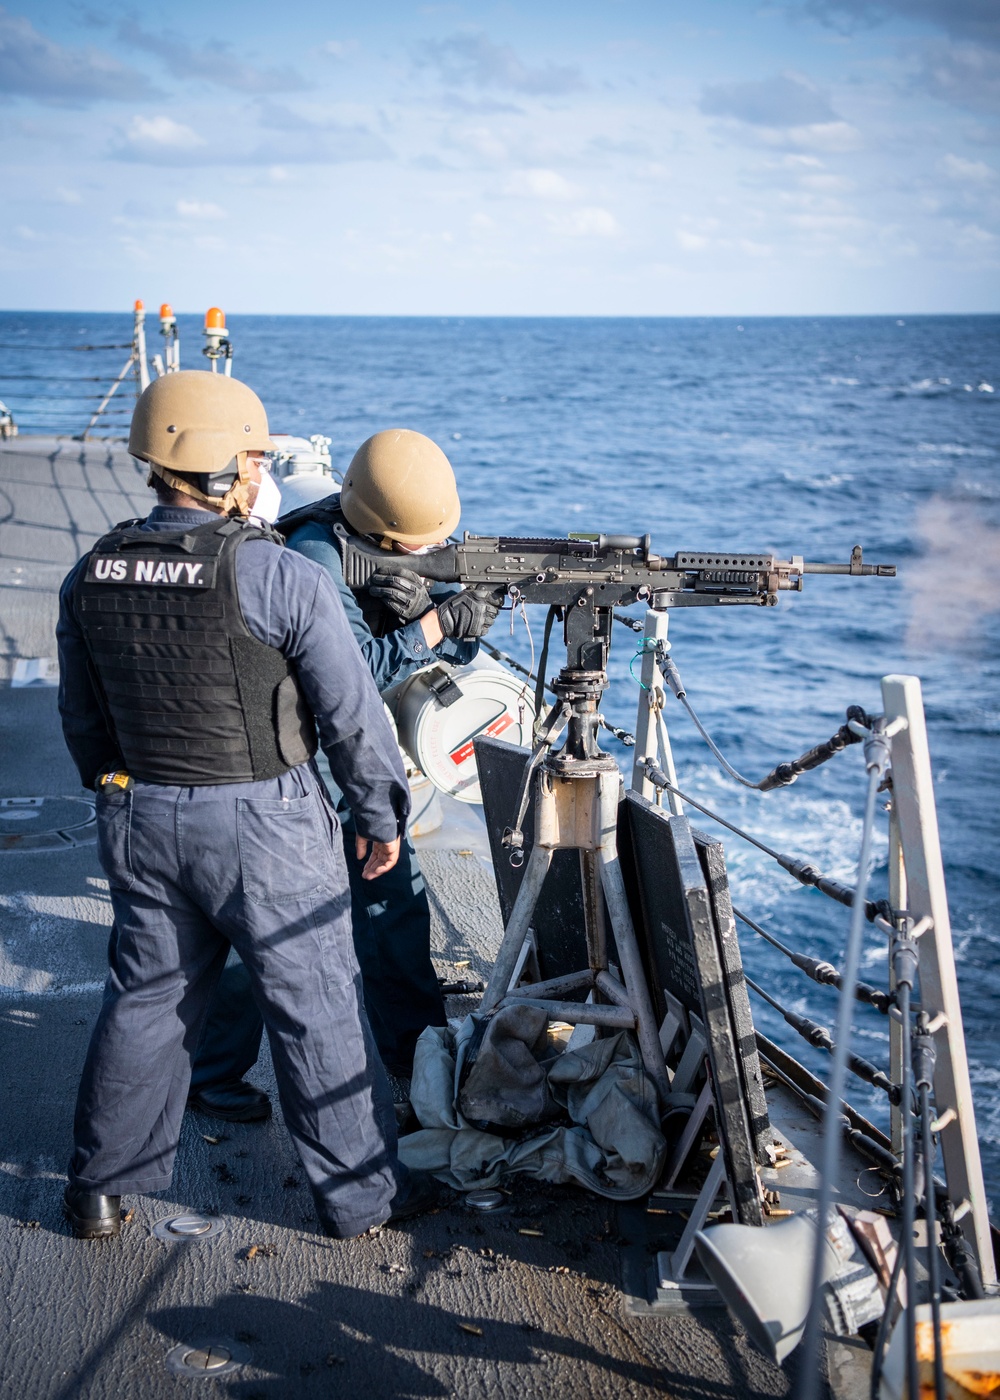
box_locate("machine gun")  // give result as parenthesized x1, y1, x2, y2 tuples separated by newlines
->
(339, 525, 895, 1103)
(337, 527, 895, 676)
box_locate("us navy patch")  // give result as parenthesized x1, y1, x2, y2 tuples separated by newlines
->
(85, 555, 217, 587)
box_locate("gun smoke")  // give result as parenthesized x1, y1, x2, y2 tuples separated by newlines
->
(906, 497, 1000, 651)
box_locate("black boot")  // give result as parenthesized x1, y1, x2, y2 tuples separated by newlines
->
(387, 1171, 445, 1224)
(64, 1184, 121, 1240)
(187, 1080, 272, 1123)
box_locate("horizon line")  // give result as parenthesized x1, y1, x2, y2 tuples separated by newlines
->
(2, 308, 999, 321)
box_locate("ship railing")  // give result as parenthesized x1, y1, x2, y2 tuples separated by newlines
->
(626, 606, 993, 1288)
(0, 303, 233, 442)
(624, 605, 994, 1398)
(0, 324, 139, 440)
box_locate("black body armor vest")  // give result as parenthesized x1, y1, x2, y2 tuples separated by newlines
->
(278, 496, 400, 638)
(75, 517, 317, 786)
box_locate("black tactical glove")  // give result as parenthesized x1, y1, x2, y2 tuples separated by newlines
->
(368, 568, 433, 623)
(436, 587, 503, 640)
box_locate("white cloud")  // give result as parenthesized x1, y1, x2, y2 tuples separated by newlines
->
(420, 31, 585, 96)
(116, 19, 303, 93)
(701, 74, 838, 128)
(111, 108, 391, 167)
(954, 222, 998, 249)
(54, 187, 82, 204)
(176, 199, 227, 220)
(916, 39, 1000, 116)
(504, 168, 580, 200)
(123, 115, 206, 151)
(756, 121, 863, 153)
(942, 153, 997, 182)
(738, 238, 774, 257)
(447, 125, 510, 164)
(0, 10, 152, 106)
(800, 172, 854, 191)
(323, 40, 360, 58)
(788, 211, 865, 233)
(808, 0, 1000, 49)
(676, 229, 708, 251)
(556, 206, 621, 237)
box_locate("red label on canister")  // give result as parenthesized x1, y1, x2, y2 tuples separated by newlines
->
(450, 711, 514, 766)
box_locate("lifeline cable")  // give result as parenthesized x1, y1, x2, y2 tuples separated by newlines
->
(756, 1038, 901, 1182)
(745, 976, 899, 1102)
(516, 597, 537, 742)
(639, 760, 887, 922)
(733, 906, 893, 1013)
(795, 719, 893, 1400)
(479, 639, 550, 691)
(598, 716, 636, 747)
(633, 636, 872, 793)
(534, 606, 557, 731)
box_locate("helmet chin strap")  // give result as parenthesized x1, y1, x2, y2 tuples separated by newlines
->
(149, 451, 255, 517)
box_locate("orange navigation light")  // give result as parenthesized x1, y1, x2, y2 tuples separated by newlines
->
(160, 303, 175, 321)
(204, 306, 226, 330)
(134, 299, 144, 313)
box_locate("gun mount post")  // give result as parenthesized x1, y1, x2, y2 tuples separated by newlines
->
(479, 608, 673, 1102)
(480, 738, 672, 1101)
(630, 609, 683, 814)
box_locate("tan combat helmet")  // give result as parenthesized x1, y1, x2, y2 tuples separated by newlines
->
(129, 370, 274, 517)
(340, 429, 461, 548)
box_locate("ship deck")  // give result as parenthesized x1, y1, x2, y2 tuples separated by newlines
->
(0, 437, 874, 1399)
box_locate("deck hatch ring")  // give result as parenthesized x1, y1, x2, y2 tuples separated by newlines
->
(165, 1338, 250, 1378)
(0, 796, 96, 852)
(466, 1189, 506, 1212)
(153, 1213, 226, 1242)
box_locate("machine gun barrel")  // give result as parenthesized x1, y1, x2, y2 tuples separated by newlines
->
(803, 545, 896, 578)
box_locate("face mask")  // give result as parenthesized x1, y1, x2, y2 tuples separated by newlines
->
(249, 469, 282, 526)
(395, 540, 448, 555)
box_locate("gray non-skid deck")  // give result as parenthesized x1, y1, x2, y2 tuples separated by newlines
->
(1, 438, 844, 1399)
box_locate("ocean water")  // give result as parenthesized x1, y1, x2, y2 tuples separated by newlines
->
(2, 311, 999, 1217)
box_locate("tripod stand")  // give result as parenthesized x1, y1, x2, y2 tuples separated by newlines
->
(480, 650, 671, 1104)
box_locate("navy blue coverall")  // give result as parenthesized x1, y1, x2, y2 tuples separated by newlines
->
(192, 511, 477, 1081)
(58, 506, 412, 1238)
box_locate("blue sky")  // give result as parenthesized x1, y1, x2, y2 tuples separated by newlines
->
(2, 0, 998, 314)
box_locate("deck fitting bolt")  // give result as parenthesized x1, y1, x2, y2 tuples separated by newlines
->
(185, 1346, 231, 1372)
(167, 1214, 212, 1236)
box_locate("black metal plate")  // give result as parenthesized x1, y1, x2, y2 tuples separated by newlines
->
(473, 735, 589, 982)
(625, 793, 763, 1225)
(692, 829, 771, 1163)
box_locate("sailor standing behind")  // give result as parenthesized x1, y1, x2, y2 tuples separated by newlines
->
(56, 371, 439, 1240)
(190, 430, 500, 1097)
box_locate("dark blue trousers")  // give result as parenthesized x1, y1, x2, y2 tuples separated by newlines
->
(188, 956, 263, 1093)
(193, 811, 446, 1084)
(70, 767, 405, 1238)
